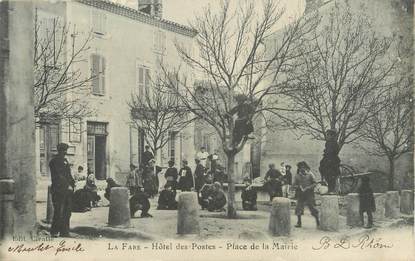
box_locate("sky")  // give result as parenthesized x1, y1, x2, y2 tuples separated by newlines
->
(116, 0, 306, 30)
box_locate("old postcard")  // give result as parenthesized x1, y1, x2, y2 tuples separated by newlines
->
(0, 0, 413, 260)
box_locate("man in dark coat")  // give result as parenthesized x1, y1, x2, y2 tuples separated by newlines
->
(142, 159, 158, 197)
(157, 184, 178, 210)
(164, 160, 179, 190)
(178, 160, 193, 191)
(130, 186, 152, 218)
(358, 176, 376, 228)
(319, 129, 341, 193)
(241, 178, 257, 211)
(264, 163, 283, 201)
(194, 158, 205, 192)
(141, 145, 154, 167)
(49, 143, 76, 237)
(207, 182, 227, 212)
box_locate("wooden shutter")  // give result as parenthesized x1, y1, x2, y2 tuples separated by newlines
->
(144, 68, 150, 97)
(138, 66, 144, 97)
(100, 56, 106, 95)
(91, 54, 100, 94)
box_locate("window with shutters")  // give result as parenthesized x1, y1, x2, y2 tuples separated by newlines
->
(136, 64, 151, 98)
(91, 54, 106, 96)
(91, 10, 106, 35)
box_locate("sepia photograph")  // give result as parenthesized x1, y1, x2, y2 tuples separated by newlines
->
(0, 0, 413, 260)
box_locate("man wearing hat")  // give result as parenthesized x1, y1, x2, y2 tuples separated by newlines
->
(49, 143, 75, 237)
(157, 184, 178, 210)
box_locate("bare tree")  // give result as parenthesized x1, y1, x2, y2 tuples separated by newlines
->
(34, 10, 95, 125)
(128, 80, 193, 164)
(358, 80, 413, 190)
(281, 4, 399, 151)
(161, 0, 316, 218)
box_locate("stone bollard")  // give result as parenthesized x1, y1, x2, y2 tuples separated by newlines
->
(108, 187, 130, 227)
(385, 191, 400, 219)
(400, 190, 414, 215)
(177, 192, 199, 235)
(45, 185, 54, 224)
(345, 193, 360, 227)
(319, 195, 339, 231)
(373, 193, 386, 220)
(268, 197, 290, 236)
(0, 179, 15, 239)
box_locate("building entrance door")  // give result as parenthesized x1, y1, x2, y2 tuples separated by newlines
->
(87, 122, 108, 180)
(95, 136, 107, 180)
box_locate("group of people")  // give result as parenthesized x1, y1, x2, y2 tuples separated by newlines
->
(263, 162, 293, 201)
(49, 142, 376, 238)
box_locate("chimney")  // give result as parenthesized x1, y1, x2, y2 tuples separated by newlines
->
(138, 0, 163, 18)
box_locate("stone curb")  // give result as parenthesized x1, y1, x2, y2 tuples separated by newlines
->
(38, 221, 156, 241)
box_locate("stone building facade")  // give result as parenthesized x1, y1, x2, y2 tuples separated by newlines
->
(259, 0, 413, 190)
(34, 0, 197, 181)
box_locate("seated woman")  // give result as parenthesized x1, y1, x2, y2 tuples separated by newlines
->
(72, 188, 91, 212)
(241, 178, 257, 211)
(84, 174, 101, 207)
(130, 186, 152, 218)
(207, 182, 227, 212)
(104, 178, 121, 202)
(157, 184, 178, 210)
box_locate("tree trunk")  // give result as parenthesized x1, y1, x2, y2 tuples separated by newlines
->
(226, 153, 237, 218)
(388, 157, 395, 191)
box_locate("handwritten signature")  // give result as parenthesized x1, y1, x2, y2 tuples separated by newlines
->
(312, 234, 393, 250)
(8, 240, 85, 256)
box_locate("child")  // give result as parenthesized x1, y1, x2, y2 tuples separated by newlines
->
(241, 178, 257, 211)
(358, 176, 376, 228)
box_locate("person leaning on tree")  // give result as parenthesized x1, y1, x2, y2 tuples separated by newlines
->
(292, 161, 320, 228)
(49, 143, 76, 237)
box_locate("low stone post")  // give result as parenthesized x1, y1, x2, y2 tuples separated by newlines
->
(319, 195, 339, 231)
(177, 192, 199, 235)
(345, 193, 360, 227)
(0, 179, 15, 239)
(108, 187, 130, 227)
(45, 185, 54, 224)
(400, 190, 414, 215)
(373, 193, 386, 220)
(385, 191, 400, 219)
(268, 197, 290, 236)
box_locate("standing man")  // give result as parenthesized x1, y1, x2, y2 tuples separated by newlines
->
(49, 143, 75, 237)
(292, 161, 320, 228)
(264, 163, 283, 201)
(194, 158, 205, 192)
(164, 160, 179, 190)
(178, 160, 194, 191)
(196, 146, 209, 168)
(142, 145, 154, 167)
